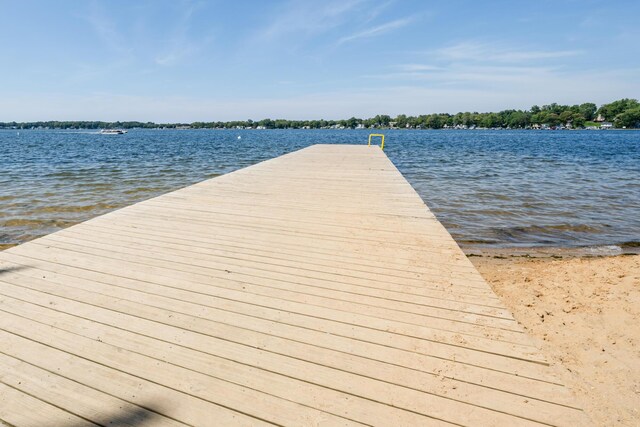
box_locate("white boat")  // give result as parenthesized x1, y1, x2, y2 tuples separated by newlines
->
(100, 129, 127, 135)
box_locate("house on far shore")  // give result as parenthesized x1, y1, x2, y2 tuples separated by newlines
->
(594, 113, 606, 122)
(600, 121, 613, 129)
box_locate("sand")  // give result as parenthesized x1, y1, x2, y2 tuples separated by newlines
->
(472, 253, 640, 426)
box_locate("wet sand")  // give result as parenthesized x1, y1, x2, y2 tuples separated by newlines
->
(471, 253, 640, 426)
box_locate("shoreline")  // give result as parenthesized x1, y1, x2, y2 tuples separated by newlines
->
(472, 252, 640, 426)
(4, 238, 639, 254)
(462, 242, 640, 258)
(4, 236, 639, 256)
(3, 127, 640, 131)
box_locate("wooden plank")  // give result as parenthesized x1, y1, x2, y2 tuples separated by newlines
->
(0, 280, 584, 425)
(0, 353, 187, 427)
(0, 329, 270, 426)
(83, 217, 486, 283)
(29, 234, 526, 335)
(0, 260, 560, 382)
(58, 224, 491, 292)
(1, 245, 546, 363)
(0, 144, 590, 426)
(0, 382, 97, 427)
(65, 226, 500, 304)
(0, 314, 361, 426)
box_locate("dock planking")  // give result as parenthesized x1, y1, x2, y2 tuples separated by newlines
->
(0, 144, 589, 426)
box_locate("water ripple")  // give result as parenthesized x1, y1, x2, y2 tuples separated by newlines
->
(1, 128, 639, 250)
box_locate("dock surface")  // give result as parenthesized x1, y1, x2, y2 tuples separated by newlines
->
(0, 144, 588, 426)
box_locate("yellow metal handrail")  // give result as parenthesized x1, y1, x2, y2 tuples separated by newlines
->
(368, 133, 385, 150)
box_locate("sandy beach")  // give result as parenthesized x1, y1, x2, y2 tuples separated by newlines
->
(472, 253, 640, 426)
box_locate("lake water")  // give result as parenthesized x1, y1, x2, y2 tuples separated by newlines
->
(1, 129, 639, 252)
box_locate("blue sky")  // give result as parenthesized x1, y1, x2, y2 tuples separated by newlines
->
(1, 0, 639, 121)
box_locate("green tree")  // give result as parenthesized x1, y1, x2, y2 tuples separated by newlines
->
(373, 115, 391, 126)
(344, 117, 358, 128)
(425, 114, 444, 129)
(395, 114, 407, 128)
(571, 113, 586, 128)
(481, 113, 501, 128)
(614, 107, 640, 128)
(559, 111, 573, 124)
(258, 118, 274, 129)
(546, 113, 561, 126)
(579, 103, 597, 120)
(531, 111, 547, 125)
(507, 111, 529, 128)
(597, 98, 640, 120)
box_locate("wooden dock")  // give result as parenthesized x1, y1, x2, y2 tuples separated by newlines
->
(0, 144, 589, 426)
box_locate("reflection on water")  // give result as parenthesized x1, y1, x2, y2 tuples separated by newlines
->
(1, 129, 639, 250)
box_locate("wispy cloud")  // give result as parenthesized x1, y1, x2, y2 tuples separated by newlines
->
(8, 67, 640, 121)
(362, 0, 394, 24)
(434, 41, 583, 63)
(362, 38, 586, 89)
(259, 0, 364, 40)
(70, 2, 136, 83)
(361, 63, 441, 80)
(363, 64, 558, 86)
(155, 2, 211, 66)
(397, 64, 442, 72)
(82, 1, 132, 57)
(337, 17, 413, 45)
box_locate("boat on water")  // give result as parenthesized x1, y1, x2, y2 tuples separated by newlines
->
(100, 129, 127, 135)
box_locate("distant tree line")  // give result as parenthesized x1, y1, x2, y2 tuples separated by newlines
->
(2, 98, 639, 130)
